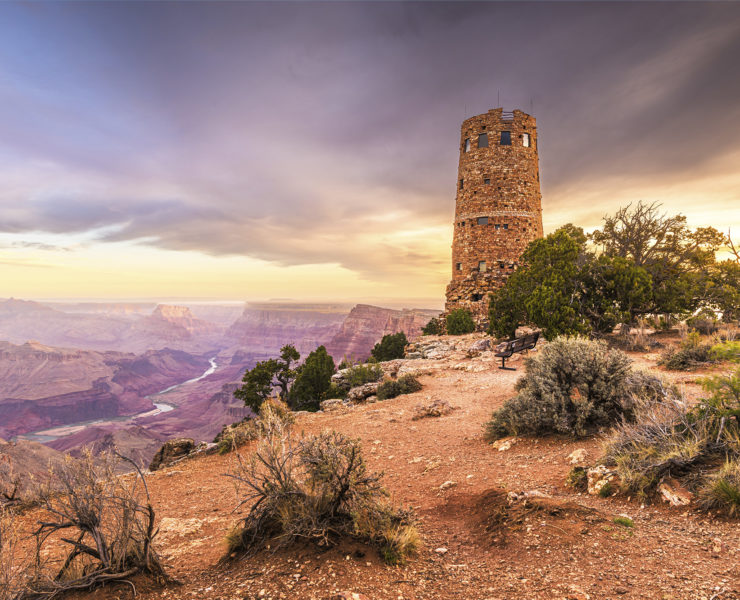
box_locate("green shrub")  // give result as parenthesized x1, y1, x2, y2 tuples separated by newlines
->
(422, 317, 444, 336)
(711, 340, 740, 363)
(484, 337, 635, 440)
(376, 375, 423, 401)
(446, 309, 475, 335)
(345, 363, 384, 388)
(371, 332, 408, 362)
(566, 467, 587, 491)
(613, 516, 634, 528)
(225, 428, 417, 565)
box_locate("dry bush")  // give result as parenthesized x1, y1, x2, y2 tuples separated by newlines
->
(603, 369, 739, 503)
(1, 507, 30, 600)
(0, 462, 22, 508)
(658, 331, 715, 370)
(412, 399, 454, 420)
(485, 337, 636, 440)
(225, 425, 417, 564)
(25, 449, 165, 597)
(215, 398, 295, 454)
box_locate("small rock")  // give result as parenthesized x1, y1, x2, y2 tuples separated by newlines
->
(332, 593, 369, 600)
(494, 437, 517, 451)
(439, 480, 457, 490)
(711, 537, 723, 554)
(434, 547, 448, 554)
(567, 448, 588, 466)
(586, 465, 619, 496)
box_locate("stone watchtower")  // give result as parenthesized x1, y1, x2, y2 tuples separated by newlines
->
(445, 108, 544, 323)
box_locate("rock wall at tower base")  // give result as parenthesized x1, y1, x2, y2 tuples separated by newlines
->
(445, 270, 514, 328)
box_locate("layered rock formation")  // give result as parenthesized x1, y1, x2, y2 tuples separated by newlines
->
(326, 304, 440, 361)
(225, 303, 351, 356)
(0, 299, 227, 354)
(132, 304, 221, 340)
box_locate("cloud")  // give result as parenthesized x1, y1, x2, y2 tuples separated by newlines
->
(0, 2, 738, 286)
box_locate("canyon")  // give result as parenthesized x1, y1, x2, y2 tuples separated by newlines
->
(0, 298, 440, 468)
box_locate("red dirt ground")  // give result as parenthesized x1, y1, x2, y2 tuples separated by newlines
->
(16, 343, 740, 600)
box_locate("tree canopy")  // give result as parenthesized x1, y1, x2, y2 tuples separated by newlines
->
(370, 332, 408, 361)
(289, 345, 336, 411)
(488, 202, 733, 340)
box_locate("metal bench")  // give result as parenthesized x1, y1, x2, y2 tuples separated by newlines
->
(494, 332, 540, 370)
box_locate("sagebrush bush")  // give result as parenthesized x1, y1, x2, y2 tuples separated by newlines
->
(484, 337, 635, 439)
(225, 426, 417, 564)
(376, 375, 423, 401)
(446, 308, 475, 335)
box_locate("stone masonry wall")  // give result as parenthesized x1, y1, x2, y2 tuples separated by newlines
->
(445, 108, 544, 325)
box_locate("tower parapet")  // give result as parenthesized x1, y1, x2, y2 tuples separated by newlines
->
(445, 108, 544, 325)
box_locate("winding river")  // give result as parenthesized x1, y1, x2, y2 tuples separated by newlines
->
(17, 356, 219, 444)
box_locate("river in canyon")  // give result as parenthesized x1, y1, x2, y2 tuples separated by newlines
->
(18, 356, 219, 444)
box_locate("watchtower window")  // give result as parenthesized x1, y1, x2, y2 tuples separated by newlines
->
(500, 131, 511, 145)
(478, 261, 487, 273)
(459, 179, 464, 190)
(477, 133, 489, 148)
(464, 138, 471, 152)
(522, 133, 530, 147)
(472, 293, 483, 302)
(495, 224, 500, 230)
(456, 263, 462, 271)
(477, 217, 488, 225)
(484, 177, 491, 185)
(503, 223, 509, 230)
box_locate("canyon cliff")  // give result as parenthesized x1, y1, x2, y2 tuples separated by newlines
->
(225, 303, 351, 356)
(326, 304, 440, 361)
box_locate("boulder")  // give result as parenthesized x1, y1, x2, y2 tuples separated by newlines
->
(320, 398, 348, 412)
(468, 338, 491, 352)
(587, 465, 619, 496)
(346, 382, 381, 403)
(149, 438, 195, 472)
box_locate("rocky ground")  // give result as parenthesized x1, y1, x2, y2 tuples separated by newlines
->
(14, 334, 740, 600)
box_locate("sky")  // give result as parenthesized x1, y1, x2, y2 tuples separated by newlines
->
(1, 1, 739, 307)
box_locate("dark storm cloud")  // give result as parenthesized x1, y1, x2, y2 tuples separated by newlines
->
(0, 2, 739, 280)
